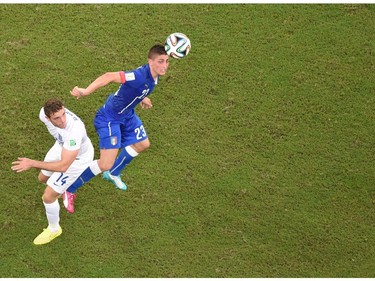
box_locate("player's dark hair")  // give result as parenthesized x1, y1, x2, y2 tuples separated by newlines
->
(148, 44, 167, 59)
(44, 98, 64, 118)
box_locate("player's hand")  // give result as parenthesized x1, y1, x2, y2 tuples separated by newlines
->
(140, 97, 153, 109)
(11, 157, 34, 173)
(71, 87, 85, 99)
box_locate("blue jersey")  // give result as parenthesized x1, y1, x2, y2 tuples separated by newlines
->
(102, 63, 158, 120)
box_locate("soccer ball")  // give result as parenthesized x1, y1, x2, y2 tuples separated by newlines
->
(164, 32, 191, 59)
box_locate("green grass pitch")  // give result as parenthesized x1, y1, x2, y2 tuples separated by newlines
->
(0, 3, 374, 277)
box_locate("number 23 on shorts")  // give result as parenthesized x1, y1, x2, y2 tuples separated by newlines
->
(135, 125, 147, 140)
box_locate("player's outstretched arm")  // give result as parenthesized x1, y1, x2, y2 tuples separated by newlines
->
(11, 148, 79, 173)
(71, 72, 124, 99)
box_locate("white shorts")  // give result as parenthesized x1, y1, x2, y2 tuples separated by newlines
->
(41, 141, 94, 194)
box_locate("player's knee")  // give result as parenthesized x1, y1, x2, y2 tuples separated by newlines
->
(142, 139, 150, 151)
(42, 188, 58, 204)
(134, 139, 150, 153)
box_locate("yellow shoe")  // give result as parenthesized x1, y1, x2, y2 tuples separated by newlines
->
(33, 226, 62, 245)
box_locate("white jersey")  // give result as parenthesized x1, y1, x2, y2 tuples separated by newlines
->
(39, 107, 92, 159)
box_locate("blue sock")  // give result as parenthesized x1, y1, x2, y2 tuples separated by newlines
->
(110, 146, 138, 176)
(67, 160, 101, 193)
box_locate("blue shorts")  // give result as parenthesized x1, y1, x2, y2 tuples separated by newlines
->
(94, 108, 148, 149)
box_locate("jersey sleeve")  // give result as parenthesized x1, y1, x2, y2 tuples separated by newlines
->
(39, 107, 59, 140)
(123, 69, 144, 88)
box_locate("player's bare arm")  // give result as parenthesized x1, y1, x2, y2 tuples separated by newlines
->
(11, 148, 79, 173)
(71, 72, 124, 99)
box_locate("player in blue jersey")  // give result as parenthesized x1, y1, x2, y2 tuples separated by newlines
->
(63, 44, 169, 212)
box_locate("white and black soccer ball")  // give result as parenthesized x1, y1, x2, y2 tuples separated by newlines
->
(164, 32, 191, 59)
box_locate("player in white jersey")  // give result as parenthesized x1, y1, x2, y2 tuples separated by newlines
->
(11, 98, 94, 245)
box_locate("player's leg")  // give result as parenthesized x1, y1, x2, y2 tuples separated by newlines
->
(106, 138, 150, 177)
(34, 167, 82, 244)
(103, 114, 150, 190)
(66, 148, 119, 194)
(98, 148, 120, 171)
(34, 156, 101, 244)
(33, 185, 62, 245)
(102, 147, 130, 190)
(35, 158, 96, 244)
(42, 186, 61, 230)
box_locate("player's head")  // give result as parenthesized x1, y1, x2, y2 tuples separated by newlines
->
(148, 44, 169, 78)
(44, 98, 67, 129)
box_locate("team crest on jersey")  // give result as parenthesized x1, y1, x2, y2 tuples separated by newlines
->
(69, 139, 76, 146)
(110, 136, 118, 146)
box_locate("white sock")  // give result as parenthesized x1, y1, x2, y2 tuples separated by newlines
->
(43, 199, 60, 232)
(125, 145, 139, 157)
(90, 160, 102, 175)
